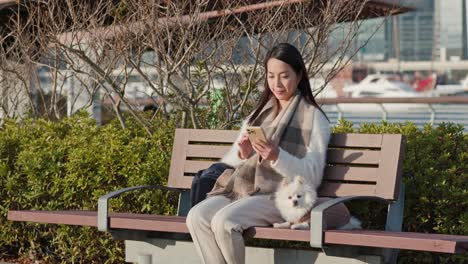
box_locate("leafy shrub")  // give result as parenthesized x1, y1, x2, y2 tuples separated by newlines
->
(0, 112, 177, 263)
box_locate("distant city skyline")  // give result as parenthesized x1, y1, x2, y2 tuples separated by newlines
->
(356, 0, 468, 62)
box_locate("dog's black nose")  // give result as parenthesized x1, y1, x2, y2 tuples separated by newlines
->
(293, 200, 298, 206)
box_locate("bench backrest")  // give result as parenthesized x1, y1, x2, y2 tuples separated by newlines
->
(167, 129, 405, 200)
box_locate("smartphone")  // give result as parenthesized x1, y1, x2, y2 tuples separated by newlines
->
(246, 126, 267, 143)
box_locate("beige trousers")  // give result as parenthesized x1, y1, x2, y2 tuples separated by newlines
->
(186, 195, 351, 264)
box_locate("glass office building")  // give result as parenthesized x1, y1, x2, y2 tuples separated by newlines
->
(439, 0, 464, 60)
(355, 18, 387, 62)
(385, 0, 435, 61)
(361, 0, 468, 62)
(464, 0, 468, 59)
(350, 0, 436, 61)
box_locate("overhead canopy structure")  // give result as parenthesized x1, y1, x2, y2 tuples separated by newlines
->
(0, 0, 412, 47)
(0, 0, 413, 18)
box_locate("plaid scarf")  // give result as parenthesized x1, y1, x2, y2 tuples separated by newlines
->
(208, 92, 316, 200)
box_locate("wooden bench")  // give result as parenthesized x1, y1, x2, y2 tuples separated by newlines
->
(8, 129, 468, 264)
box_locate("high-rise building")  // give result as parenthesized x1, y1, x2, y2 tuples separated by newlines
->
(356, 0, 438, 62)
(389, 0, 435, 61)
(461, 0, 468, 59)
(320, 0, 468, 63)
(384, 16, 396, 61)
(356, 18, 387, 62)
(380, 0, 468, 62)
(439, 0, 464, 61)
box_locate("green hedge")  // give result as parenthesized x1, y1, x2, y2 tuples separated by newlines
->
(0, 116, 466, 263)
(0, 113, 178, 263)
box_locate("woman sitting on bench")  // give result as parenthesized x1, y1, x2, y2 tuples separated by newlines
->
(186, 43, 353, 264)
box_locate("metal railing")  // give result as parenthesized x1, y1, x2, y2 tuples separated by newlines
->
(316, 97, 468, 131)
(102, 96, 468, 131)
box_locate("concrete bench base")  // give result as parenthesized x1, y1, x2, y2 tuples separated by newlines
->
(125, 239, 382, 264)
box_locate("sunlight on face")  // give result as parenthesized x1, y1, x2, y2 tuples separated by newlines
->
(266, 58, 301, 104)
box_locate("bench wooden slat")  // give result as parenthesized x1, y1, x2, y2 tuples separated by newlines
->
(324, 166, 377, 182)
(178, 130, 385, 149)
(323, 230, 468, 254)
(184, 146, 382, 165)
(184, 160, 215, 173)
(249, 228, 468, 254)
(186, 145, 231, 159)
(327, 149, 380, 165)
(7, 210, 98, 227)
(184, 162, 378, 182)
(182, 129, 239, 143)
(329, 134, 383, 148)
(178, 175, 198, 187)
(110, 216, 189, 233)
(173, 176, 379, 197)
(317, 182, 376, 197)
(10, 211, 467, 254)
(108, 213, 186, 222)
(184, 147, 381, 165)
(7, 210, 187, 227)
(172, 176, 379, 197)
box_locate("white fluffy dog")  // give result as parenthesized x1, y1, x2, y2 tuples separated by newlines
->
(273, 176, 317, 230)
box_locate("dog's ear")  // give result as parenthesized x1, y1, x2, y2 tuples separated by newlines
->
(281, 178, 290, 186)
(295, 176, 305, 185)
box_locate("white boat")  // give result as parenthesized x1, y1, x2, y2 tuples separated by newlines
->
(428, 85, 468, 96)
(342, 74, 419, 98)
(427, 75, 468, 96)
(327, 74, 430, 112)
(346, 73, 468, 97)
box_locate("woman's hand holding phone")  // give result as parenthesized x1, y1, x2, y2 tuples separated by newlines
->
(252, 139, 279, 161)
(238, 132, 254, 159)
(238, 127, 279, 161)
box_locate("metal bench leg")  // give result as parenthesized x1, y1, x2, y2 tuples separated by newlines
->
(383, 183, 405, 264)
(177, 190, 191, 216)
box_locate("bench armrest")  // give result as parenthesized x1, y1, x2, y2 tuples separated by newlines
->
(98, 185, 182, 232)
(309, 196, 389, 248)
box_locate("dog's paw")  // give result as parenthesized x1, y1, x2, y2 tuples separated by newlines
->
(273, 222, 291, 229)
(291, 222, 309, 230)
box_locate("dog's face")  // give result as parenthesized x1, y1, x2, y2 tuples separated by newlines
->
(276, 176, 317, 210)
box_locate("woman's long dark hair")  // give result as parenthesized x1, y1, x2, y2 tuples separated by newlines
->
(248, 43, 328, 124)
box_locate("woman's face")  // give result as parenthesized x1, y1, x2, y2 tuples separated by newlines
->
(266, 58, 301, 103)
